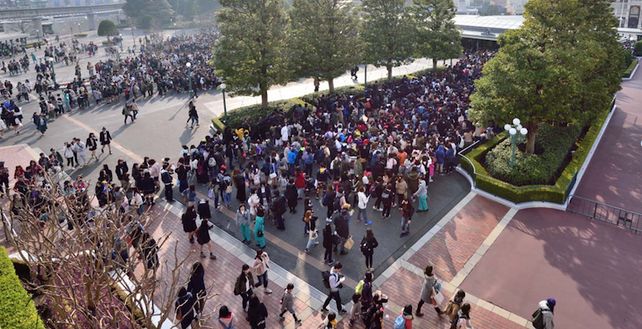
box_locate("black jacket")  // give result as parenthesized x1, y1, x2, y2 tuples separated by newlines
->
(196, 221, 213, 245)
(99, 130, 112, 144)
(197, 200, 211, 220)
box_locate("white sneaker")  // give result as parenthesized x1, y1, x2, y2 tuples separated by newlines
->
(264, 288, 272, 294)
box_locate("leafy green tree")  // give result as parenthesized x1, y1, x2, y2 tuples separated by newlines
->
(469, 0, 624, 154)
(97, 20, 118, 38)
(410, 0, 462, 71)
(213, 0, 290, 107)
(289, 0, 362, 93)
(361, 0, 415, 80)
(124, 0, 174, 29)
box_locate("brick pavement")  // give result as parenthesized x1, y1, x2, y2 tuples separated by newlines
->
(407, 195, 509, 282)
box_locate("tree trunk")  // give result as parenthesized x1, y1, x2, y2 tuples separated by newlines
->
(432, 58, 438, 71)
(328, 78, 335, 94)
(261, 89, 268, 108)
(387, 62, 393, 80)
(525, 123, 539, 154)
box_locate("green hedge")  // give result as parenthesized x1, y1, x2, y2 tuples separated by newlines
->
(485, 124, 581, 186)
(634, 41, 642, 56)
(461, 107, 611, 204)
(0, 247, 44, 329)
(622, 58, 638, 79)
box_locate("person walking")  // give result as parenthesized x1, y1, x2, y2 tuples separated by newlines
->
(247, 295, 268, 329)
(322, 223, 334, 265)
(413, 176, 429, 212)
(270, 190, 287, 230)
(86, 133, 98, 161)
(63, 142, 75, 168)
(304, 210, 319, 253)
(233, 264, 255, 313)
(254, 208, 266, 249)
(99, 127, 112, 155)
(285, 179, 298, 214)
(278, 283, 302, 327)
(236, 204, 252, 244)
(531, 298, 555, 329)
(187, 262, 207, 317)
(122, 102, 134, 124)
(399, 197, 414, 237)
(321, 262, 347, 314)
(175, 287, 196, 329)
(451, 303, 475, 329)
(394, 305, 414, 329)
(218, 305, 237, 329)
(186, 100, 199, 128)
(181, 205, 198, 244)
(333, 204, 351, 255)
(415, 264, 443, 317)
(381, 183, 393, 219)
(360, 228, 378, 271)
(445, 290, 466, 324)
(252, 249, 272, 294)
(356, 186, 372, 225)
(196, 218, 217, 259)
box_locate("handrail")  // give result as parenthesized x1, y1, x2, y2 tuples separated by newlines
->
(567, 195, 642, 234)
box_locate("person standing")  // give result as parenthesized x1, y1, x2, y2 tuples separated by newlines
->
(445, 290, 466, 324)
(247, 295, 268, 329)
(86, 133, 98, 161)
(381, 183, 393, 219)
(236, 204, 252, 244)
(233, 264, 255, 313)
(196, 219, 217, 259)
(187, 262, 207, 317)
(160, 163, 174, 202)
(254, 208, 266, 249)
(181, 205, 198, 244)
(270, 190, 287, 230)
(356, 187, 372, 225)
(278, 283, 302, 327)
(218, 305, 237, 329)
(252, 249, 272, 294)
(333, 204, 351, 255)
(0, 162, 9, 198)
(99, 127, 112, 155)
(360, 228, 378, 272)
(321, 262, 347, 314)
(413, 176, 429, 212)
(322, 223, 334, 265)
(285, 179, 298, 213)
(197, 199, 212, 222)
(415, 264, 443, 317)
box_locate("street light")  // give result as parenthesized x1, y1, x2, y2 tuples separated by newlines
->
(220, 83, 227, 121)
(504, 118, 528, 166)
(186, 62, 193, 98)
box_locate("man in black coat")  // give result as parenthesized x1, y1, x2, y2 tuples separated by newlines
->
(271, 191, 287, 230)
(333, 205, 351, 255)
(285, 180, 298, 213)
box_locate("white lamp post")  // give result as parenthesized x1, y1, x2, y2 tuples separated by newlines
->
(220, 83, 227, 121)
(504, 118, 528, 166)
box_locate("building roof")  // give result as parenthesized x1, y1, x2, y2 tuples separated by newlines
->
(454, 15, 525, 31)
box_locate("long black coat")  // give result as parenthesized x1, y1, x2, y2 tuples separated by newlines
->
(285, 184, 297, 206)
(181, 211, 197, 232)
(197, 200, 211, 220)
(196, 221, 212, 245)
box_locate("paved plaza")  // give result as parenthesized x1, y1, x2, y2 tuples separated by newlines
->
(1, 29, 641, 329)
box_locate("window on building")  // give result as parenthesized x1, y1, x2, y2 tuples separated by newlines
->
(628, 5, 640, 28)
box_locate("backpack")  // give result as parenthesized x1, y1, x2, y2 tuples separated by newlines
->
(393, 315, 406, 329)
(333, 196, 341, 210)
(233, 275, 244, 296)
(322, 192, 331, 206)
(360, 238, 369, 254)
(531, 308, 545, 329)
(161, 171, 171, 184)
(354, 279, 364, 295)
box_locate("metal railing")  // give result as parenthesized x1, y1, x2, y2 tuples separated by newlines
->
(567, 195, 642, 234)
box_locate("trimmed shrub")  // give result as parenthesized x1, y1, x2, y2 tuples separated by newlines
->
(484, 124, 581, 186)
(0, 247, 44, 329)
(634, 41, 642, 56)
(223, 98, 307, 129)
(97, 20, 118, 37)
(622, 58, 638, 79)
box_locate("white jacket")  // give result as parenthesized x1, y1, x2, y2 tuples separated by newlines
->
(357, 191, 369, 209)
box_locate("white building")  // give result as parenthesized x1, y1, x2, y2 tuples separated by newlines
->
(612, 0, 642, 29)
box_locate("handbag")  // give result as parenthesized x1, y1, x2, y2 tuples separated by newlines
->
(256, 230, 264, 238)
(343, 236, 354, 250)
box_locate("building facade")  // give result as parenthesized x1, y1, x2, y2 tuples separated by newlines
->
(613, 0, 642, 29)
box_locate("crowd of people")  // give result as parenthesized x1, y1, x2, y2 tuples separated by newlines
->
(0, 46, 557, 329)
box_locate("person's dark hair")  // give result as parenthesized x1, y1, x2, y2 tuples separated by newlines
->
(248, 295, 260, 309)
(327, 312, 336, 321)
(242, 264, 250, 271)
(364, 271, 373, 282)
(191, 262, 204, 279)
(255, 249, 263, 259)
(424, 264, 434, 276)
(366, 228, 374, 240)
(287, 283, 294, 290)
(460, 302, 471, 316)
(218, 305, 231, 318)
(333, 262, 343, 270)
(257, 207, 265, 217)
(352, 293, 361, 303)
(454, 290, 466, 303)
(403, 304, 413, 316)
